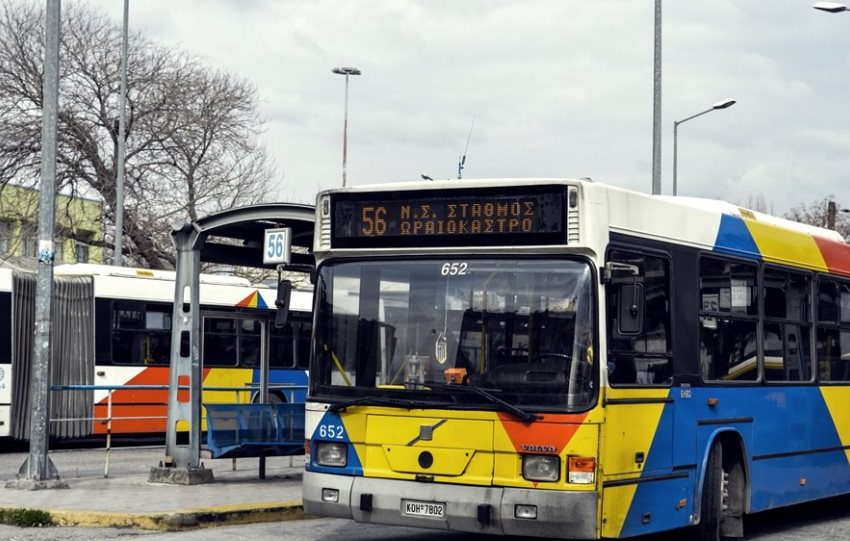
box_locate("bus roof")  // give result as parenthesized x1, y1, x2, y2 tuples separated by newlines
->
(319, 177, 849, 275)
(321, 176, 846, 244)
(54, 263, 253, 287)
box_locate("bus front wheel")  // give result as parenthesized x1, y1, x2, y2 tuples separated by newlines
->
(693, 441, 724, 541)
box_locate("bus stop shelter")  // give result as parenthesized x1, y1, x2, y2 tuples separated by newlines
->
(149, 203, 314, 484)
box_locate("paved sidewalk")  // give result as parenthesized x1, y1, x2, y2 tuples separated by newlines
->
(0, 447, 305, 530)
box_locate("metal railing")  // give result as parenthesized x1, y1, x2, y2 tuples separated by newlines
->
(48, 383, 307, 477)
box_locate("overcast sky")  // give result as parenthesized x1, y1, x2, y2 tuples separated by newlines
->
(97, 0, 850, 215)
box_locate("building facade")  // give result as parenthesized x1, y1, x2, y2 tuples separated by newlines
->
(0, 184, 103, 265)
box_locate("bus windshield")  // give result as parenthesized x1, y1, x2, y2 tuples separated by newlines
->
(312, 258, 596, 411)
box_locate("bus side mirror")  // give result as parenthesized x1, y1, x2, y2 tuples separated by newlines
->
(275, 279, 292, 328)
(618, 283, 644, 335)
(603, 260, 643, 335)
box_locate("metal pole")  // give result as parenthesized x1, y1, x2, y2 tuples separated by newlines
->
(17, 0, 65, 487)
(670, 107, 720, 197)
(113, 0, 129, 266)
(672, 121, 678, 196)
(651, 0, 662, 195)
(342, 74, 349, 188)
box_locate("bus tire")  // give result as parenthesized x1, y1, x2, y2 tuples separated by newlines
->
(694, 441, 724, 541)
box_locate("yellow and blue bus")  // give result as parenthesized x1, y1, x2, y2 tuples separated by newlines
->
(302, 178, 850, 540)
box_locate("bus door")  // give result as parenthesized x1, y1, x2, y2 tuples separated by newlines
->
(200, 311, 272, 405)
(603, 249, 675, 476)
(601, 249, 679, 537)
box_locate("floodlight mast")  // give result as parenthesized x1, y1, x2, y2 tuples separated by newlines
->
(814, 2, 848, 13)
(332, 67, 362, 187)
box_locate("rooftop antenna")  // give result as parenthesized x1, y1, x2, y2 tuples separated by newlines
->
(457, 117, 475, 179)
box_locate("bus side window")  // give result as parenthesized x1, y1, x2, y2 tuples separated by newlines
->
(763, 268, 812, 383)
(699, 257, 758, 382)
(296, 321, 311, 368)
(270, 320, 295, 368)
(817, 279, 850, 382)
(111, 300, 145, 365)
(606, 249, 672, 386)
(202, 317, 238, 367)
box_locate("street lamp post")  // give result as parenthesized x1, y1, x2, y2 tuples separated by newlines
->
(114, 0, 129, 266)
(814, 2, 848, 13)
(672, 98, 736, 196)
(332, 66, 361, 188)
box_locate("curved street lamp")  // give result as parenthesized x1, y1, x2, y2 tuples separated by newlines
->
(332, 67, 361, 188)
(672, 98, 736, 196)
(814, 2, 848, 13)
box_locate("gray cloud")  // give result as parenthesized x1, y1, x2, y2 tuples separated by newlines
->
(94, 0, 850, 213)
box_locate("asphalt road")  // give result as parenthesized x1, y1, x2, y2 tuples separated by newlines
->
(3, 508, 850, 541)
(1, 445, 850, 539)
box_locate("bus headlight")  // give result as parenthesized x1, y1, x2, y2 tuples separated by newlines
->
(316, 442, 347, 467)
(522, 455, 560, 482)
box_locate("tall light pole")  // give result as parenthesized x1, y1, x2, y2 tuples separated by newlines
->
(114, 0, 129, 266)
(672, 98, 736, 196)
(651, 0, 662, 195)
(9, 0, 68, 490)
(332, 66, 361, 188)
(814, 2, 849, 13)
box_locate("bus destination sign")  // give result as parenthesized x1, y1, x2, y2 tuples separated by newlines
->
(331, 186, 567, 248)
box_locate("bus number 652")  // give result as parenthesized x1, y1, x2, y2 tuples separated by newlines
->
(441, 262, 468, 276)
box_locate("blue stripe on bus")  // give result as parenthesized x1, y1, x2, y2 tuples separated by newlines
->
(713, 214, 761, 261)
(620, 385, 850, 536)
(308, 411, 364, 476)
(619, 393, 694, 537)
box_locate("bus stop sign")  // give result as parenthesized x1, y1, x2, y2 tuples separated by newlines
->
(263, 227, 292, 265)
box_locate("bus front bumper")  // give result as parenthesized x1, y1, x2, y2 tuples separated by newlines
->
(303, 471, 598, 539)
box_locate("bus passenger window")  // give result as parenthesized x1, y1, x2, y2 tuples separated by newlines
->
(239, 319, 261, 367)
(606, 250, 672, 386)
(817, 278, 850, 381)
(110, 301, 172, 365)
(269, 322, 295, 368)
(699, 257, 758, 382)
(763, 269, 812, 383)
(296, 322, 311, 368)
(202, 317, 238, 367)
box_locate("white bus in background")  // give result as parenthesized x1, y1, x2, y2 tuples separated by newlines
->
(0, 263, 312, 442)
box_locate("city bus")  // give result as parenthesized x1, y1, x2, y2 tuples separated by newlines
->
(0, 263, 312, 441)
(301, 178, 850, 540)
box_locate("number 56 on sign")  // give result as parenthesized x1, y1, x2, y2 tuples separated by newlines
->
(263, 227, 292, 265)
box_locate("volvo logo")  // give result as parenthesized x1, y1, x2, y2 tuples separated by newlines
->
(520, 444, 557, 453)
(407, 419, 447, 446)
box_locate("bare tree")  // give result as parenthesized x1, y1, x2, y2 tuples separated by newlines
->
(743, 193, 774, 216)
(0, 1, 275, 268)
(785, 196, 850, 241)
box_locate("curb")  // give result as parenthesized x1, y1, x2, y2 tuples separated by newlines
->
(0, 499, 305, 531)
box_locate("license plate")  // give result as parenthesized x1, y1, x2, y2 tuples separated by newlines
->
(402, 499, 446, 519)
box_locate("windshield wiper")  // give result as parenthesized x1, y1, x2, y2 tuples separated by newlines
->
(327, 395, 451, 413)
(424, 383, 540, 423)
